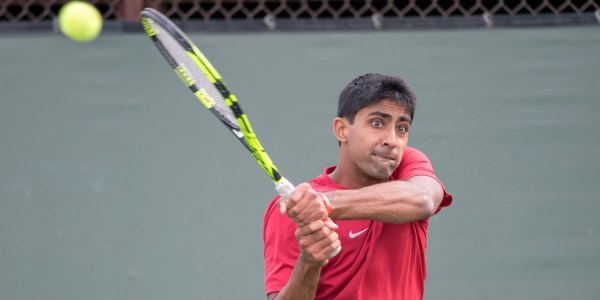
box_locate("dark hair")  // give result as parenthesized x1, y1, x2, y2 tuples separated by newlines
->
(337, 73, 416, 124)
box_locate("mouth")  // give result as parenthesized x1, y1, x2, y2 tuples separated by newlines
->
(372, 152, 397, 162)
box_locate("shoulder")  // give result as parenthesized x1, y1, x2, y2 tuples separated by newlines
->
(306, 167, 343, 192)
(393, 147, 435, 180)
(394, 147, 454, 212)
(401, 147, 429, 162)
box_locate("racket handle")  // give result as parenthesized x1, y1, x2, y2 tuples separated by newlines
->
(275, 177, 295, 200)
(329, 245, 342, 258)
(275, 177, 342, 258)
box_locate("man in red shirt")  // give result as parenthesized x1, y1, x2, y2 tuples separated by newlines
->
(263, 74, 453, 300)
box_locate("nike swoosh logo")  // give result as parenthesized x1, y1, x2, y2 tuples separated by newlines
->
(349, 228, 369, 239)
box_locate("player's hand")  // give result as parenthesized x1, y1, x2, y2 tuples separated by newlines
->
(278, 183, 331, 227)
(295, 219, 341, 267)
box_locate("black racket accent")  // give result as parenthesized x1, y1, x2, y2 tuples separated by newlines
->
(272, 168, 282, 182)
(175, 35, 194, 52)
(214, 81, 231, 98)
(149, 35, 179, 68)
(229, 101, 244, 118)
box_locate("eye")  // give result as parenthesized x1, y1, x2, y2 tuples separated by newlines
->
(371, 120, 384, 127)
(397, 125, 409, 133)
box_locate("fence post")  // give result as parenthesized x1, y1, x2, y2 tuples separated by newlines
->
(117, 0, 144, 21)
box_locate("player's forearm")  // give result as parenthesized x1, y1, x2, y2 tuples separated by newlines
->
(327, 180, 435, 224)
(268, 255, 322, 300)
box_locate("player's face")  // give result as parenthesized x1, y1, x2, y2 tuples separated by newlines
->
(345, 99, 411, 182)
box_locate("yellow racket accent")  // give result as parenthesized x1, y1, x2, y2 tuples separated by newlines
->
(187, 52, 215, 84)
(235, 114, 283, 184)
(141, 17, 156, 36)
(195, 88, 216, 109)
(225, 95, 235, 107)
(174, 63, 196, 87)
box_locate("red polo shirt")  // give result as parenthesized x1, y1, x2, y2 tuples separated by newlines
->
(263, 147, 453, 299)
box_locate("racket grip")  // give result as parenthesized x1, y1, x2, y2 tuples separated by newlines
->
(275, 177, 342, 258)
(275, 177, 295, 200)
(329, 245, 342, 258)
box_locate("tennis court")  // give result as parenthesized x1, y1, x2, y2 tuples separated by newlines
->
(1, 26, 599, 299)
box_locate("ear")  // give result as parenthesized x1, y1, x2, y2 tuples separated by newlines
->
(333, 117, 349, 143)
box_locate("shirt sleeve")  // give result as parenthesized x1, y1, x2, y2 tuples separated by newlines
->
(393, 147, 453, 213)
(263, 197, 300, 295)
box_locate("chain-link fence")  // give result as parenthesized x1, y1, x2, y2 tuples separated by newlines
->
(1, 0, 599, 31)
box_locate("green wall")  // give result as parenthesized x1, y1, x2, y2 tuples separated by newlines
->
(1, 26, 599, 299)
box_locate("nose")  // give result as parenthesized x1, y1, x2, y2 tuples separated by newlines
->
(381, 127, 397, 148)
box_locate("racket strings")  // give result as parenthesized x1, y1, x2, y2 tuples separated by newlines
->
(150, 21, 238, 128)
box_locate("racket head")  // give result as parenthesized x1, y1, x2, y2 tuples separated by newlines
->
(140, 8, 238, 130)
(140, 8, 341, 258)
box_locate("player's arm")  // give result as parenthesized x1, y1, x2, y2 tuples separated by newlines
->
(326, 176, 444, 224)
(266, 221, 339, 300)
(266, 257, 320, 300)
(268, 184, 341, 300)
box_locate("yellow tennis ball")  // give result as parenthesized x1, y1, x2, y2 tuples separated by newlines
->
(58, 1, 103, 42)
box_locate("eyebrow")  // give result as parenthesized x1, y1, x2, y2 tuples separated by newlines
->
(367, 111, 412, 124)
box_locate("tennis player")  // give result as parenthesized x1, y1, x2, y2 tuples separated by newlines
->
(263, 73, 453, 300)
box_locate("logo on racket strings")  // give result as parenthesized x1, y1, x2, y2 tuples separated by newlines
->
(196, 88, 216, 108)
(175, 63, 195, 87)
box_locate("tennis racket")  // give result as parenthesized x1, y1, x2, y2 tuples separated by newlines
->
(139, 8, 341, 258)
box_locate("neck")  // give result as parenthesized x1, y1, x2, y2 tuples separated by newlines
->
(328, 151, 385, 189)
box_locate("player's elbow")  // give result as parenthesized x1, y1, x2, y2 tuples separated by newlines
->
(414, 187, 436, 220)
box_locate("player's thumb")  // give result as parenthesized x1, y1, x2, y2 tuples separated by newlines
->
(277, 197, 288, 214)
(324, 217, 338, 230)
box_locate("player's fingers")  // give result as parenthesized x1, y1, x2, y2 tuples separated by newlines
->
(295, 220, 325, 238)
(287, 183, 310, 205)
(314, 231, 340, 258)
(288, 186, 327, 225)
(277, 197, 288, 214)
(325, 237, 342, 258)
(293, 205, 327, 227)
(295, 221, 338, 248)
(323, 217, 338, 230)
(285, 183, 309, 216)
(300, 230, 340, 264)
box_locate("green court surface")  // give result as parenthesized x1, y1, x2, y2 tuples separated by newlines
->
(1, 26, 599, 300)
